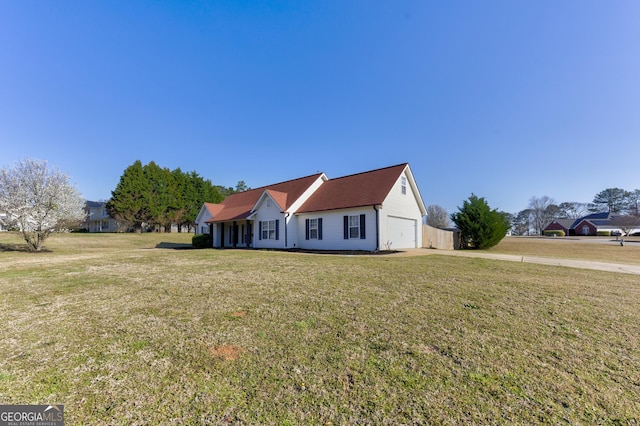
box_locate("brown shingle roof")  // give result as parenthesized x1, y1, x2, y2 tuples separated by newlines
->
(297, 163, 408, 213)
(203, 202, 224, 217)
(206, 173, 324, 223)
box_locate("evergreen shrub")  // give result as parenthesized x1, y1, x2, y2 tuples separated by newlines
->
(192, 233, 212, 248)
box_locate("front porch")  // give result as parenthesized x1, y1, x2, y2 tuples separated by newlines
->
(211, 220, 254, 248)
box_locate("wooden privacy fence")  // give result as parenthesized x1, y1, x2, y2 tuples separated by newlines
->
(422, 225, 460, 250)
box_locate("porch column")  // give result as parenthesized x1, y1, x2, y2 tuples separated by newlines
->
(233, 221, 237, 248)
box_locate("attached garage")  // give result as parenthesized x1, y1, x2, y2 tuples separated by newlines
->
(387, 216, 417, 249)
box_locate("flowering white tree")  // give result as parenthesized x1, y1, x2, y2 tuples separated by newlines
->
(0, 158, 86, 251)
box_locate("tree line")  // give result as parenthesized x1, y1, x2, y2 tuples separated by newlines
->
(106, 160, 248, 232)
(426, 187, 640, 248)
(512, 188, 640, 235)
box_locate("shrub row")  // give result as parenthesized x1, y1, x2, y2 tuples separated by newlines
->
(543, 230, 565, 237)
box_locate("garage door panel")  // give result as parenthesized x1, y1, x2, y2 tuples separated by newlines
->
(387, 217, 416, 249)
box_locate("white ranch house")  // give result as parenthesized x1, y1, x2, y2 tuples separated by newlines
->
(195, 163, 427, 251)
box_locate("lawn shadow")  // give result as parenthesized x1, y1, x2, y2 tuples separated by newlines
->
(155, 242, 193, 250)
(0, 243, 51, 253)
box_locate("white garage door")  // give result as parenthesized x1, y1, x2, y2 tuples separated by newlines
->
(387, 216, 417, 249)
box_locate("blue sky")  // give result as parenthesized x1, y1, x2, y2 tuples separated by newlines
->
(1, 1, 639, 215)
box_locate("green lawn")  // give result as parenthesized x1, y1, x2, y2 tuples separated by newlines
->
(1, 233, 639, 424)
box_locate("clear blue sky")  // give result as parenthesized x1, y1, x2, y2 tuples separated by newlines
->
(1, 1, 639, 215)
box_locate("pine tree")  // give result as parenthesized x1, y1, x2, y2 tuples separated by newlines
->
(591, 188, 628, 213)
(108, 161, 225, 232)
(107, 160, 149, 232)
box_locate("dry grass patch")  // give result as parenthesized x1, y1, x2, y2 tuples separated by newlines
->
(209, 345, 247, 361)
(1, 234, 639, 424)
(489, 236, 640, 265)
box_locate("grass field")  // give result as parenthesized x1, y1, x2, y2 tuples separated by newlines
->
(489, 236, 640, 265)
(1, 232, 640, 424)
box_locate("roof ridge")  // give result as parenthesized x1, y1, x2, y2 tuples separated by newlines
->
(327, 163, 408, 181)
(244, 172, 325, 192)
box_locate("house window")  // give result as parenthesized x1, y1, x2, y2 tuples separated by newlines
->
(261, 220, 276, 240)
(344, 214, 366, 240)
(401, 176, 407, 195)
(349, 215, 360, 238)
(305, 218, 323, 240)
(267, 199, 271, 208)
(309, 219, 318, 239)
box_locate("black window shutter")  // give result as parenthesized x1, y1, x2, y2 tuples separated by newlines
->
(343, 216, 348, 239)
(305, 219, 310, 240)
(258, 221, 262, 240)
(360, 214, 366, 239)
(275, 219, 280, 240)
(318, 218, 323, 240)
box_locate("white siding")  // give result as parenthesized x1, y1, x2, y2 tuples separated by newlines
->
(285, 214, 299, 248)
(252, 197, 287, 249)
(296, 208, 377, 251)
(194, 206, 213, 234)
(379, 169, 424, 248)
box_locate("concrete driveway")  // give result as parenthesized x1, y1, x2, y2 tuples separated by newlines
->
(398, 248, 640, 275)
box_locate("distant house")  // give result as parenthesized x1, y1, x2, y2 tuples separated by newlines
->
(84, 201, 120, 232)
(544, 219, 575, 235)
(544, 212, 640, 236)
(200, 163, 427, 251)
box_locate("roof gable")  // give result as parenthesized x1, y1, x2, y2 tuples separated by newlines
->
(206, 173, 324, 222)
(254, 189, 288, 212)
(297, 163, 409, 213)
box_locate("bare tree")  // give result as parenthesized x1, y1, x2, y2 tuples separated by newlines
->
(426, 204, 449, 229)
(611, 215, 640, 237)
(557, 202, 588, 219)
(511, 209, 533, 235)
(0, 158, 85, 251)
(528, 196, 558, 235)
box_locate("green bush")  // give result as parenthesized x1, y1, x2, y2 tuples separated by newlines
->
(450, 194, 510, 249)
(543, 230, 565, 237)
(192, 233, 212, 248)
(596, 230, 610, 236)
